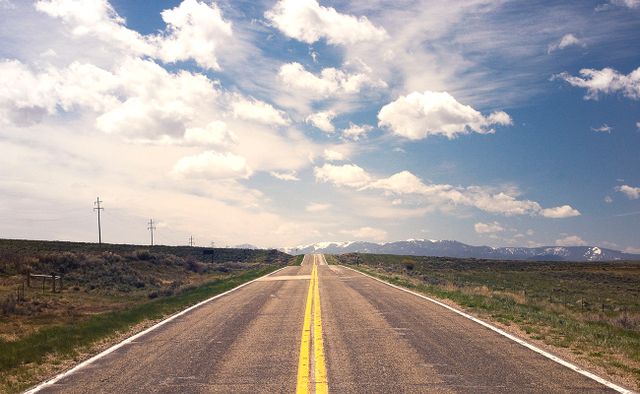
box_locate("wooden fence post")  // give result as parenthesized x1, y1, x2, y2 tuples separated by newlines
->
(27, 270, 30, 287)
(51, 273, 56, 292)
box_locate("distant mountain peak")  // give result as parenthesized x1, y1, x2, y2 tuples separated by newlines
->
(283, 239, 639, 262)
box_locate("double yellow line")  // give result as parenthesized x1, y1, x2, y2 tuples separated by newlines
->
(296, 256, 328, 394)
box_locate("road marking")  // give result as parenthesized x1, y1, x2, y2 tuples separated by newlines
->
(296, 262, 315, 393)
(341, 265, 633, 394)
(25, 266, 289, 394)
(257, 275, 312, 281)
(296, 255, 329, 394)
(313, 263, 328, 394)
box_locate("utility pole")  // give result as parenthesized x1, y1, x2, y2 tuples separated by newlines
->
(189, 236, 194, 247)
(93, 197, 104, 244)
(147, 219, 156, 246)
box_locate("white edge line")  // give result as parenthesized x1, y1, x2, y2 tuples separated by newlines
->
(24, 266, 289, 394)
(340, 265, 634, 394)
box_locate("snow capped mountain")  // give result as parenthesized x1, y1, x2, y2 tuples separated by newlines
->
(283, 240, 640, 262)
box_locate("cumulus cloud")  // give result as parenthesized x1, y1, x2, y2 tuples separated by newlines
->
(314, 163, 371, 188)
(323, 149, 344, 161)
(617, 185, 640, 199)
(270, 170, 300, 181)
(35, 0, 153, 55)
(279, 62, 385, 98)
(306, 110, 336, 133)
(636, 121, 640, 131)
(378, 91, 512, 140)
(36, 0, 233, 71)
(340, 226, 387, 241)
(265, 0, 387, 45)
(540, 205, 581, 218)
(231, 96, 289, 126)
(171, 151, 252, 180)
(554, 67, 640, 100)
(474, 221, 505, 234)
(153, 0, 232, 70)
(306, 202, 331, 212)
(548, 34, 584, 53)
(183, 121, 236, 147)
(342, 123, 373, 141)
(95, 58, 220, 138)
(358, 169, 581, 218)
(555, 235, 587, 247)
(591, 124, 613, 133)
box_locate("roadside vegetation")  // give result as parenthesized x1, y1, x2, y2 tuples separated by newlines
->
(0, 239, 291, 393)
(335, 253, 640, 390)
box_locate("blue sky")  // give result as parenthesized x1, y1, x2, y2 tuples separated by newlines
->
(0, 0, 638, 251)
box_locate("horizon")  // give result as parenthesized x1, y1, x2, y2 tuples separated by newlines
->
(1, 0, 639, 252)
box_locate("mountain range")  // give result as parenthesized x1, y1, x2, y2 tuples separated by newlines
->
(282, 239, 640, 262)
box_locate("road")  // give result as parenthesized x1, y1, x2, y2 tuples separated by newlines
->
(33, 254, 621, 393)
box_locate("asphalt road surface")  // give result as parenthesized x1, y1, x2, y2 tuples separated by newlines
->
(34, 254, 620, 393)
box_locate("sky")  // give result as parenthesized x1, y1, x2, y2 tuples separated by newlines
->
(0, 0, 639, 251)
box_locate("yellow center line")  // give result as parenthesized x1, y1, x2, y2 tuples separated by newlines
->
(296, 258, 315, 393)
(296, 255, 329, 394)
(313, 262, 328, 394)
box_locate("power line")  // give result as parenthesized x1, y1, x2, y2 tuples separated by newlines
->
(189, 235, 194, 247)
(93, 197, 104, 244)
(147, 219, 156, 246)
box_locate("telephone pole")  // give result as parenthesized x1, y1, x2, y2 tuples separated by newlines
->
(189, 236, 194, 247)
(93, 197, 104, 244)
(147, 219, 156, 246)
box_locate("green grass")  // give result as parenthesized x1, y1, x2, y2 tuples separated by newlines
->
(0, 265, 282, 393)
(293, 255, 304, 265)
(337, 253, 640, 389)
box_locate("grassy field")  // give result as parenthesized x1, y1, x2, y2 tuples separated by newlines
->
(334, 253, 640, 390)
(0, 239, 292, 392)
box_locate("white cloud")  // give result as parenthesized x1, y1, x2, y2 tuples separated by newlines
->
(279, 62, 385, 98)
(636, 121, 640, 131)
(183, 121, 236, 147)
(540, 205, 581, 218)
(554, 67, 640, 100)
(362, 170, 580, 218)
(35, 0, 153, 56)
(555, 235, 587, 247)
(95, 58, 220, 138)
(474, 221, 505, 234)
(306, 202, 331, 212)
(265, 0, 387, 45)
(548, 34, 584, 53)
(171, 151, 252, 180)
(340, 226, 387, 241)
(306, 110, 336, 133)
(591, 124, 613, 133)
(0, 59, 119, 126)
(231, 96, 289, 126)
(378, 91, 512, 140)
(604, 195, 613, 203)
(154, 0, 232, 70)
(323, 149, 344, 161)
(314, 163, 371, 188)
(617, 184, 640, 199)
(36, 0, 233, 71)
(342, 123, 373, 141)
(269, 170, 300, 181)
